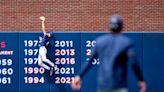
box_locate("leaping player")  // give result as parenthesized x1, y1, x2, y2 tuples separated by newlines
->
(38, 16, 56, 76)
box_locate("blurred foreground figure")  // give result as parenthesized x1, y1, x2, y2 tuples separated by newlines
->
(71, 15, 146, 92)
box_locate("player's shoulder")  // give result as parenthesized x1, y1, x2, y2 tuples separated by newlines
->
(119, 34, 134, 45)
(96, 34, 111, 42)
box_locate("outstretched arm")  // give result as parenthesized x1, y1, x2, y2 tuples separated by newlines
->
(128, 46, 146, 92)
(71, 45, 98, 90)
(79, 53, 97, 78)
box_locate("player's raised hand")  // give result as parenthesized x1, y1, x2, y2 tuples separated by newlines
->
(40, 16, 46, 35)
(71, 76, 81, 90)
(138, 81, 147, 92)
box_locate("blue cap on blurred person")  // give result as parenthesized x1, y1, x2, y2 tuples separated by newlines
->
(109, 15, 123, 32)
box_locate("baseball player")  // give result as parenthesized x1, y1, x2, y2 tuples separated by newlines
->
(71, 15, 146, 92)
(38, 32, 56, 75)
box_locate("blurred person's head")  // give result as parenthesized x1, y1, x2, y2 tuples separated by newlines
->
(109, 15, 123, 33)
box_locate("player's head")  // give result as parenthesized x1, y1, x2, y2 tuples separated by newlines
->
(109, 15, 123, 33)
(46, 31, 53, 37)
